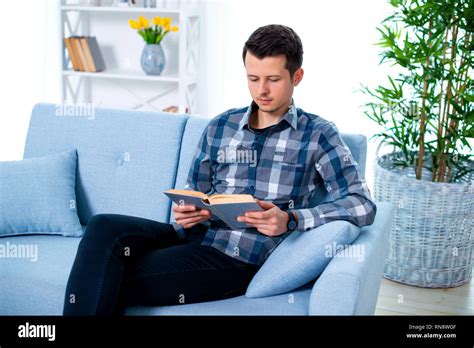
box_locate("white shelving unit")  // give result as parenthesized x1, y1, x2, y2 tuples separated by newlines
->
(60, 1, 201, 113)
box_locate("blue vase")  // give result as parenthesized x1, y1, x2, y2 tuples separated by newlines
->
(141, 44, 165, 76)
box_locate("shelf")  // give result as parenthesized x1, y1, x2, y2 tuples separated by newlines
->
(63, 69, 178, 82)
(61, 5, 199, 15)
(61, 3, 201, 112)
(63, 69, 197, 83)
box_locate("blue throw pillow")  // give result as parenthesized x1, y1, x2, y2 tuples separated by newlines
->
(245, 220, 361, 298)
(0, 150, 83, 237)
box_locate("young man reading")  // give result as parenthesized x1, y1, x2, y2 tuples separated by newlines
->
(63, 24, 376, 316)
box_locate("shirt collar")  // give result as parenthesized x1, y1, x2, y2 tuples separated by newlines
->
(239, 99, 298, 131)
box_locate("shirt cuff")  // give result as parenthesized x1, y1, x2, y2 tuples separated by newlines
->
(293, 208, 322, 232)
(171, 222, 187, 239)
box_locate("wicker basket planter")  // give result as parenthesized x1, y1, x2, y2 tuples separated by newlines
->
(373, 152, 474, 288)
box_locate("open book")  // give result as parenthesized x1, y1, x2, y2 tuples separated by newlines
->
(164, 189, 263, 230)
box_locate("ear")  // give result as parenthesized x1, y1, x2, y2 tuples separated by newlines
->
(293, 68, 304, 86)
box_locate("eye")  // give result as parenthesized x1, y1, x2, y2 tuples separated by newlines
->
(269, 79, 280, 82)
(249, 78, 258, 82)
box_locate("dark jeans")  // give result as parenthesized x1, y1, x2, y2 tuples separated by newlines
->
(63, 214, 260, 316)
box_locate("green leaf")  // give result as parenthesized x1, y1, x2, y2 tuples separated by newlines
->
(465, 110, 474, 123)
(449, 100, 464, 115)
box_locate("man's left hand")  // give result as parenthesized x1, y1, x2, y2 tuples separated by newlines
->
(237, 200, 290, 236)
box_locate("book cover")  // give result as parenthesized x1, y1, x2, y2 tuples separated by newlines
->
(78, 37, 93, 72)
(86, 37, 106, 72)
(164, 189, 264, 230)
(64, 38, 80, 71)
(71, 37, 86, 72)
(80, 37, 95, 72)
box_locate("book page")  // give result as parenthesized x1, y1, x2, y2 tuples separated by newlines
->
(165, 189, 209, 199)
(208, 194, 255, 204)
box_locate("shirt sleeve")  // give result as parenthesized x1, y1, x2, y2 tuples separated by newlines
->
(292, 123, 377, 231)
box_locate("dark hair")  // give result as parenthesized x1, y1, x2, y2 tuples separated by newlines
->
(242, 24, 303, 79)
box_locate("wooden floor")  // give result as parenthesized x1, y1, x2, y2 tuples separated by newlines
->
(375, 277, 474, 315)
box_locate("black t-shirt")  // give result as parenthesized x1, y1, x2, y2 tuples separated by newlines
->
(249, 124, 277, 134)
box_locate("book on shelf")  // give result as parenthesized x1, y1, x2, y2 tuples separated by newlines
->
(84, 37, 106, 72)
(64, 38, 80, 71)
(163, 106, 190, 113)
(164, 189, 264, 230)
(75, 37, 89, 71)
(64, 36, 105, 72)
(79, 38, 93, 71)
(163, 106, 179, 113)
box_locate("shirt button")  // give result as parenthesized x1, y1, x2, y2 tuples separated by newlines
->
(116, 158, 124, 165)
(249, 185, 255, 194)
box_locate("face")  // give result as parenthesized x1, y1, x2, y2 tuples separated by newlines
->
(245, 51, 303, 117)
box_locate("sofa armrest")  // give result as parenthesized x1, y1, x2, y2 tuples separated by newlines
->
(308, 202, 394, 315)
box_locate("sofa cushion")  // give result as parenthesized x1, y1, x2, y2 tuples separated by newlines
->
(169, 115, 211, 223)
(245, 220, 361, 298)
(0, 234, 82, 315)
(0, 233, 311, 316)
(340, 134, 367, 178)
(126, 282, 313, 315)
(0, 150, 83, 237)
(23, 103, 188, 225)
(309, 202, 393, 315)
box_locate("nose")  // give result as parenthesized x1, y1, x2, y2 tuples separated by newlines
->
(257, 81, 269, 96)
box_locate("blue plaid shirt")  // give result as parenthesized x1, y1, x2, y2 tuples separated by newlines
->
(173, 100, 377, 265)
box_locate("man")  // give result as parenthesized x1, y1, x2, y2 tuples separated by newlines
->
(63, 24, 376, 316)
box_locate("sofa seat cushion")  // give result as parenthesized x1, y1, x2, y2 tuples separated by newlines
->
(0, 232, 310, 316)
(0, 234, 82, 315)
(126, 282, 313, 315)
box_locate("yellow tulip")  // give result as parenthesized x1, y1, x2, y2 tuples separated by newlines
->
(128, 19, 141, 30)
(164, 17, 171, 25)
(165, 23, 171, 32)
(153, 16, 162, 26)
(171, 26, 179, 32)
(139, 15, 150, 28)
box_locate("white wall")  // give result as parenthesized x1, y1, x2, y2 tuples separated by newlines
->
(0, 0, 61, 161)
(1, 0, 393, 188)
(201, 0, 393, 187)
(203, 0, 392, 120)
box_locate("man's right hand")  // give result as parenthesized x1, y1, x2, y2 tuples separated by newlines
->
(173, 204, 212, 229)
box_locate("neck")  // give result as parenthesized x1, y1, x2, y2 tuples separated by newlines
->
(250, 99, 292, 129)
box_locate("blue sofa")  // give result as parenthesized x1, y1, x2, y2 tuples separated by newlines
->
(0, 103, 394, 315)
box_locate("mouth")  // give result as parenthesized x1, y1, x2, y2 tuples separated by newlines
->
(258, 98, 272, 105)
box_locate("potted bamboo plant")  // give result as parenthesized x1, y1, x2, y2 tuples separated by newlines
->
(362, 0, 473, 287)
